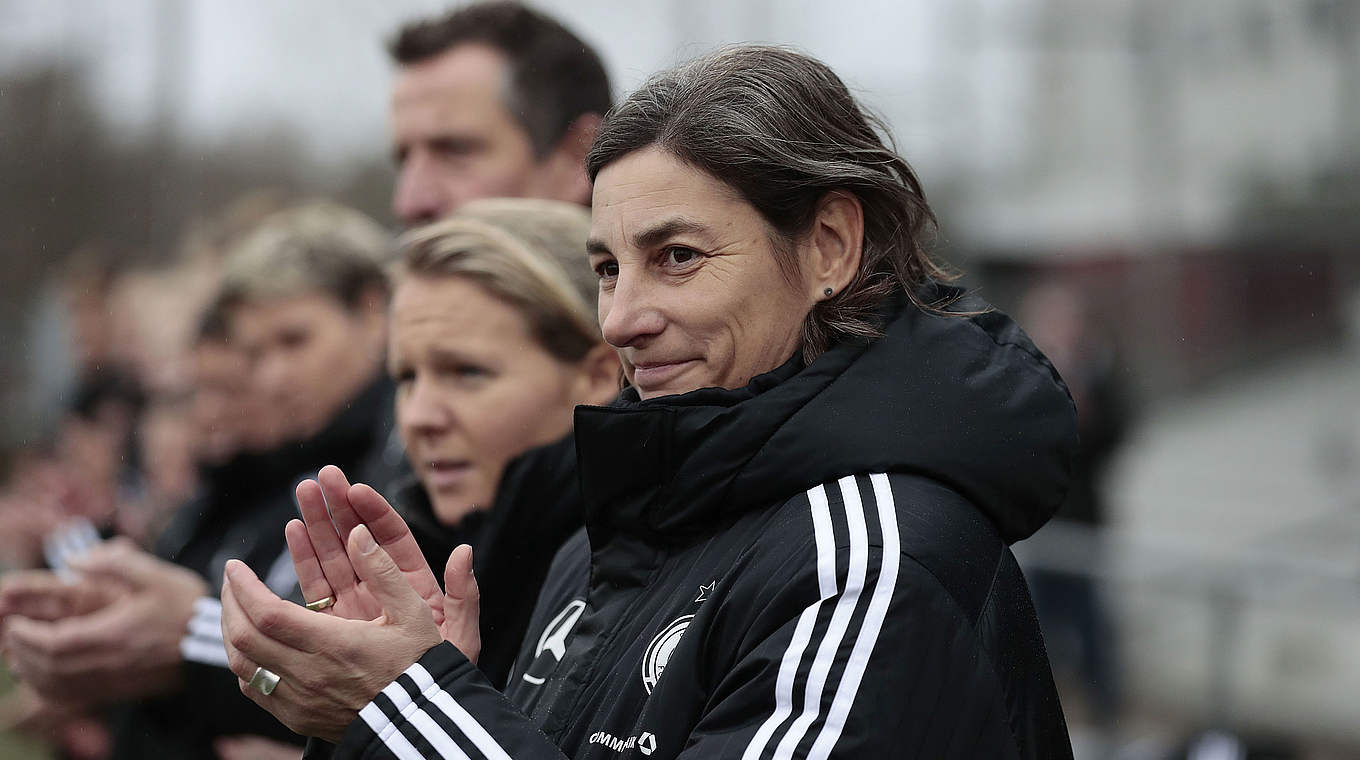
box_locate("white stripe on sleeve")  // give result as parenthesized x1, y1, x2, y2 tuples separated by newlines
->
(770, 475, 871, 760)
(180, 596, 229, 667)
(180, 636, 230, 667)
(807, 473, 901, 759)
(358, 702, 429, 760)
(263, 545, 300, 595)
(408, 664, 513, 760)
(741, 483, 839, 760)
(374, 678, 471, 760)
(186, 614, 224, 641)
(193, 596, 223, 620)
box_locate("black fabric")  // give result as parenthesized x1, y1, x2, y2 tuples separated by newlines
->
(109, 375, 399, 760)
(337, 288, 1078, 760)
(395, 433, 583, 688)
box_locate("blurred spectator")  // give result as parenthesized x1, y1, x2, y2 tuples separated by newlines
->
(388, 1, 611, 224)
(58, 246, 127, 378)
(186, 296, 264, 468)
(0, 369, 146, 574)
(0, 200, 400, 759)
(1020, 280, 1133, 728)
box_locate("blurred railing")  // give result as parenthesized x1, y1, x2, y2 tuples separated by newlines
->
(1016, 514, 1360, 748)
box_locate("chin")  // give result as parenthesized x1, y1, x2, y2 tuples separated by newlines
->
(430, 493, 484, 527)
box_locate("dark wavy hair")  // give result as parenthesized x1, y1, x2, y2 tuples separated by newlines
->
(586, 45, 959, 360)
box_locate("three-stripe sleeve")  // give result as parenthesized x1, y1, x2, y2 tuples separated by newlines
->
(337, 643, 567, 760)
(180, 596, 231, 667)
(725, 474, 902, 760)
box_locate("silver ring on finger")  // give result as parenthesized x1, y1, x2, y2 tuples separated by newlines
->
(248, 666, 282, 695)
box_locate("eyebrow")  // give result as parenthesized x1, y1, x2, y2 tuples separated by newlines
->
(586, 217, 709, 256)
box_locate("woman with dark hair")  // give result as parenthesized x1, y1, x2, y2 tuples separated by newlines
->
(223, 45, 1078, 759)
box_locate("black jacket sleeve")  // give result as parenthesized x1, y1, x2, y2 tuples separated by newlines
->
(335, 642, 564, 759)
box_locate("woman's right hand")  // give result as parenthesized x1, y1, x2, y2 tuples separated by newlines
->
(288, 465, 481, 662)
(221, 527, 444, 742)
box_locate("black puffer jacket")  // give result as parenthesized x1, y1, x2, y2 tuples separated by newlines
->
(335, 289, 1077, 760)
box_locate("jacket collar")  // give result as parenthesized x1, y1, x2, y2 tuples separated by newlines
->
(573, 288, 1078, 547)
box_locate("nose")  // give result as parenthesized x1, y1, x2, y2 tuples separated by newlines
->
(254, 352, 292, 402)
(599, 269, 665, 349)
(400, 375, 453, 436)
(392, 152, 450, 226)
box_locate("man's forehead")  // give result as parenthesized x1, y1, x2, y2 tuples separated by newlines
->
(391, 43, 511, 105)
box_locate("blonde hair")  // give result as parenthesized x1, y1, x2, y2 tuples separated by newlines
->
(396, 199, 599, 363)
(221, 200, 393, 308)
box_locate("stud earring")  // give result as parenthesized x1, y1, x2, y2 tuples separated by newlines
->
(823, 287, 834, 297)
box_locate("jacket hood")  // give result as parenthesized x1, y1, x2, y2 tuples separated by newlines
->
(574, 287, 1077, 545)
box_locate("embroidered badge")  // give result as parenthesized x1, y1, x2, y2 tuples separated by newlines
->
(641, 614, 693, 694)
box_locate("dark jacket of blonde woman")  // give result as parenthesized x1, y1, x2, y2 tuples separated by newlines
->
(332, 287, 1079, 760)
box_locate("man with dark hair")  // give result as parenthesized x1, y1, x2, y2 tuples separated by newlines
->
(388, 1, 611, 225)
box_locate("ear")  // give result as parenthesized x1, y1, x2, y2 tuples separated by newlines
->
(803, 191, 864, 302)
(572, 342, 622, 406)
(534, 113, 603, 206)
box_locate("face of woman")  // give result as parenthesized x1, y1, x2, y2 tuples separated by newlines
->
(588, 147, 815, 400)
(389, 275, 590, 526)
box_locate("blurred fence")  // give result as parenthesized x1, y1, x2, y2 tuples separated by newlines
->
(1019, 512, 1360, 750)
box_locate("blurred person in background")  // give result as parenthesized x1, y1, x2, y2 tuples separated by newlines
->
(1019, 280, 1132, 732)
(0, 368, 146, 573)
(0, 200, 399, 759)
(387, 1, 611, 224)
(57, 247, 128, 381)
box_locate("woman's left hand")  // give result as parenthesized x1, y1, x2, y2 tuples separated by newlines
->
(287, 465, 445, 627)
(220, 524, 443, 743)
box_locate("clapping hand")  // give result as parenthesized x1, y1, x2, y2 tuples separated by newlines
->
(1, 538, 207, 705)
(220, 466, 482, 742)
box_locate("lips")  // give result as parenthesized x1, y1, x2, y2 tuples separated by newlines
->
(422, 458, 473, 491)
(629, 359, 700, 394)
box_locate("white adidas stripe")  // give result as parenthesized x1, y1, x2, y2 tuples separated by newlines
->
(742, 475, 900, 760)
(43, 518, 101, 577)
(359, 701, 428, 760)
(389, 677, 473, 760)
(180, 597, 228, 667)
(193, 596, 224, 619)
(770, 475, 871, 760)
(740, 482, 839, 760)
(807, 473, 900, 759)
(410, 664, 513, 760)
(179, 636, 230, 667)
(360, 661, 513, 760)
(186, 613, 224, 641)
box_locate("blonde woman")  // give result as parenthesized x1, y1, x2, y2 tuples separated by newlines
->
(287, 199, 618, 689)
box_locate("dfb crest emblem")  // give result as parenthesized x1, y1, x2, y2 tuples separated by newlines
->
(641, 615, 693, 694)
